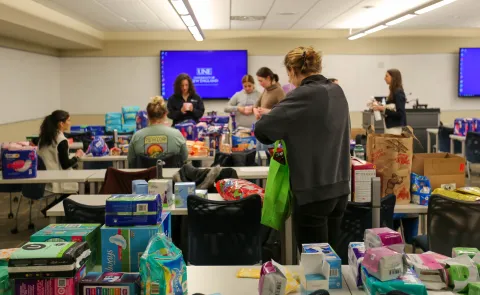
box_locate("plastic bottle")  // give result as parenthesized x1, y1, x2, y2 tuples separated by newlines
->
(220, 125, 232, 154)
(354, 144, 365, 160)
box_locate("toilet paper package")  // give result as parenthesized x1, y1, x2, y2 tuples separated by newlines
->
(348, 242, 366, 287)
(361, 267, 427, 295)
(445, 255, 479, 292)
(105, 194, 161, 226)
(1, 143, 37, 179)
(364, 227, 405, 253)
(362, 247, 405, 281)
(101, 224, 163, 272)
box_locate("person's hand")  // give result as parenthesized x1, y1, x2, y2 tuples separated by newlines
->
(258, 108, 271, 115)
(373, 105, 385, 112)
(244, 106, 253, 115)
(238, 106, 246, 115)
(75, 149, 85, 158)
(253, 107, 261, 120)
(181, 104, 188, 114)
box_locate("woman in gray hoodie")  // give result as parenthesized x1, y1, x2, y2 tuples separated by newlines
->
(225, 74, 261, 129)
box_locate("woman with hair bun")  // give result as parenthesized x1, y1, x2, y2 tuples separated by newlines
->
(254, 46, 351, 251)
(128, 96, 188, 168)
(225, 74, 261, 128)
(254, 67, 285, 119)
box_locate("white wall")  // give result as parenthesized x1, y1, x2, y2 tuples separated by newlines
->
(0, 47, 60, 124)
(60, 54, 480, 118)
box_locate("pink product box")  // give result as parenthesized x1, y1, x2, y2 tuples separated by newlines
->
(15, 278, 76, 295)
(364, 228, 404, 253)
(362, 247, 404, 282)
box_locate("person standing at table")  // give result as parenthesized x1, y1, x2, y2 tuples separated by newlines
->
(38, 110, 85, 215)
(128, 96, 188, 168)
(224, 74, 261, 129)
(372, 69, 407, 135)
(167, 73, 205, 126)
(254, 67, 285, 119)
(254, 46, 351, 251)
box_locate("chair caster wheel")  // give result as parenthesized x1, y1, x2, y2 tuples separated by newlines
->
(28, 223, 35, 230)
(7, 213, 13, 219)
(11, 228, 18, 234)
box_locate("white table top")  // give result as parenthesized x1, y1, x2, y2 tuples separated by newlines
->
(69, 142, 83, 150)
(449, 134, 466, 141)
(394, 203, 428, 214)
(426, 128, 439, 134)
(46, 193, 225, 217)
(77, 155, 127, 162)
(0, 170, 96, 184)
(86, 166, 269, 182)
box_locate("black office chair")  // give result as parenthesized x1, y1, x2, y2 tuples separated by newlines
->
(337, 194, 396, 264)
(465, 132, 480, 184)
(412, 194, 480, 256)
(438, 126, 462, 154)
(11, 157, 51, 234)
(187, 194, 262, 265)
(135, 154, 184, 169)
(0, 184, 22, 219)
(211, 150, 257, 167)
(63, 198, 106, 224)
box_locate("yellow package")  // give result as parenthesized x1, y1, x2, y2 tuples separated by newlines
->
(456, 187, 480, 197)
(433, 188, 480, 202)
(283, 267, 300, 295)
(236, 268, 260, 279)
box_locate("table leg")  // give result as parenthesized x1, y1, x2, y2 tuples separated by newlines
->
(89, 182, 96, 195)
(78, 161, 84, 170)
(462, 141, 466, 157)
(49, 216, 57, 224)
(450, 139, 454, 154)
(436, 135, 439, 153)
(79, 183, 85, 194)
(427, 132, 431, 153)
(124, 160, 128, 169)
(421, 214, 427, 235)
(285, 216, 293, 265)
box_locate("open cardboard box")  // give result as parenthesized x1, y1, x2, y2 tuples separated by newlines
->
(412, 153, 465, 190)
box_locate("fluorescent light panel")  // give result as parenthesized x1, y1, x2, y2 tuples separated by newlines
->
(170, 0, 189, 15)
(415, 0, 457, 15)
(348, 33, 366, 40)
(169, 0, 205, 42)
(365, 25, 388, 35)
(181, 15, 195, 27)
(188, 25, 201, 36)
(386, 14, 416, 26)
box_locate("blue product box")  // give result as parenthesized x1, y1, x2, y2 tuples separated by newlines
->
(70, 125, 89, 133)
(101, 224, 162, 272)
(232, 135, 257, 151)
(174, 182, 196, 208)
(175, 121, 198, 141)
(160, 212, 171, 238)
(105, 194, 161, 226)
(79, 272, 141, 295)
(106, 125, 122, 132)
(132, 180, 148, 194)
(302, 243, 342, 289)
(1, 148, 37, 179)
(454, 118, 474, 136)
(30, 224, 101, 269)
(87, 125, 106, 136)
(213, 116, 230, 124)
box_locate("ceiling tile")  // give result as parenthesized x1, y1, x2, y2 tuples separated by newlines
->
(141, 0, 186, 30)
(262, 0, 320, 30)
(325, 0, 432, 29)
(189, 0, 230, 30)
(231, 0, 274, 17)
(231, 20, 263, 30)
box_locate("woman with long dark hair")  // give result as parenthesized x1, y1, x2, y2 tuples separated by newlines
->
(167, 73, 205, 126)
(372, 69, 407, 135)
(38, 110, 84, 214)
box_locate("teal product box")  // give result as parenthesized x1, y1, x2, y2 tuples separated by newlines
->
(302, 243, 342, 289)
(30, 224, 101, 269)
(361, 267, 427, 295)
(105, 194, 161, 226)
(101, 224, 162, 272)
(160, 212, 171, 238)
(132, 180, 148, 194)
(174, 182, 196, 208)
(79, 272, 141, 295)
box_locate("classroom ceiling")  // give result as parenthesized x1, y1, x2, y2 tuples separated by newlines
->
(32, 0, 478, 32)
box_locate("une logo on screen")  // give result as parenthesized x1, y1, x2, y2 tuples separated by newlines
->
(196, 68, 213, 75)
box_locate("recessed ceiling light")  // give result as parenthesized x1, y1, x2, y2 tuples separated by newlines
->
(277, 12, 297, 16)
(230, 16, 266, 21)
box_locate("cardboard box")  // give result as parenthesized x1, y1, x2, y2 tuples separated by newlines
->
(351, 128, 366, 140)
(300, 253, 330, 293)
(101, 224, 162, 272)
(148, 179, 173, 208)
(302, 243, 342, 289)
(105, 194, 161, 226)
(348, 242, 365, 287)
(132, 180, 148, 194)
(30, 224, 101, 269)
(79, 272, 141, 295)
(174, 182, 196, 208)
(362, 247, 404, 281)
(351, 158, 376, 202)
(412, 153, 465, 190)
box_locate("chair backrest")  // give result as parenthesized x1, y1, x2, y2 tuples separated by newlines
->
(428, 194, 480, 256)
(21, 156, 47, 200)
(135, 153, 184, 169)
(212, 150, 257, 167)
(438, 126, 462, 154)
(187, 194, 262, 265)
(465, 132, 480, 163)
(63, 198, 106, 224)
(98, 167, 157, 194)
(337, 194, 396, 264)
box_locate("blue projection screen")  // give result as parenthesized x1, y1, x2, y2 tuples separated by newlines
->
(160, 50, 248, 99)
(459, 48, 480, 97)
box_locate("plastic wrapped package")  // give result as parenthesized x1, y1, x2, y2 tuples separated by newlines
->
(432, 188, 480, 202)
(361, 267, 427, 295)
(86, 137, 109, 157)
(216, 179, 265, 201)
(411, 173, 432, 206)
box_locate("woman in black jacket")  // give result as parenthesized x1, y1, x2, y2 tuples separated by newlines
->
(167, 73, 205, 126)
(373, 69, 407, 135)
(254, 46, 351, 251)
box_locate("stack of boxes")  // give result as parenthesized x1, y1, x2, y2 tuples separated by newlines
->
(122, 106, 140, 133)
(454, 118, 480, 136)
(105, 112, 123, 133)
(101, 179, 171, 273)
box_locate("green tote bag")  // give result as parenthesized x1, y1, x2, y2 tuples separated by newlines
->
(261, 140, 291, 231)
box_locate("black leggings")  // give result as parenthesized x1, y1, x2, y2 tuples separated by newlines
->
(292, 195, 349, 253)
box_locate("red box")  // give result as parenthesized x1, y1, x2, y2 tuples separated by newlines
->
(351, 157, 376, 202)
